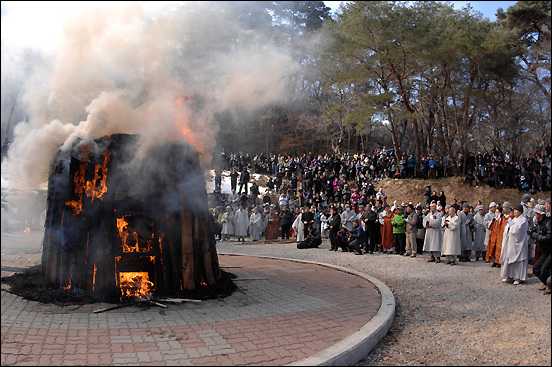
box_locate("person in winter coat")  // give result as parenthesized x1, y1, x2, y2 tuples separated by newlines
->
(346, 219, 367, 255)
(404, 204, 419, 257)
(328, 206, 342, 251)
(391, 206, 406, 255)
(500, 204, 529, 285)
(441, 206, 461, 265)
(529, 204, 551, 294)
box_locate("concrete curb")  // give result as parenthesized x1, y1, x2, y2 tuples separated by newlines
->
(220, 252, 396, 366)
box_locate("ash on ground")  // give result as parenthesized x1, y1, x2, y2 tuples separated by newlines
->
(1, 265, 237, 306)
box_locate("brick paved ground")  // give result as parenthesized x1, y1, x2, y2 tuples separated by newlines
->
(1, 231, 384, 366)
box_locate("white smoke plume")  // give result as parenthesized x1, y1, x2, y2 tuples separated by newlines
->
(1, 1, 300, 190)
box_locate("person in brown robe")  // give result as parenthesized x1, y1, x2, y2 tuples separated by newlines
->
(379, 204, 395, 253)
(266, 208, 280, 240)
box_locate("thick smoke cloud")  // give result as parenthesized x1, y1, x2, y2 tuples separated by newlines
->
(1, 1, 300, 190)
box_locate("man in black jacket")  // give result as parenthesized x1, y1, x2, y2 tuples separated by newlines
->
(279, 205, 293, 240)
(238, 167, 250, 195)
(297, 225, 322, 249)
(328, 206, 342, 251)
(530, 204, 551, 294)
(347, 219, 367, 255)
(362, 203, 378, 254)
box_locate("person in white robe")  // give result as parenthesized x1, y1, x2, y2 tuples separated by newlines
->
(320, 208, 330, 239)
(221, 206, 235, 241)
(292, 209, 305, 242)
(500, 204, 529, 284)
(234, 205, 250, 242)
(441, 206, 461, 265)
(458, 202, 475, 261)
(473, 205, 486, 260)
(249, 207, 263, 241)
(228, 189, 240, 211)
(341, 204, 356, 232)
(484, 202, 497, 257)
(423, 203, 443, 262)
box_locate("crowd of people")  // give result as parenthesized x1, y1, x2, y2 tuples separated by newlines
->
(218, 144, 551, 194)
(209, 148, 552, 296)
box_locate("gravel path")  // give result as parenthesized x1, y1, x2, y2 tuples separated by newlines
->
(217, 238, 551, 366)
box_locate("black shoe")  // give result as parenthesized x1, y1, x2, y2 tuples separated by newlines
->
(428, 257, 436, 262)
(369, 251, 374, 254)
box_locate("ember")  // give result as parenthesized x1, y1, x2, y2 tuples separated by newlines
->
(41, 133, 221, 302)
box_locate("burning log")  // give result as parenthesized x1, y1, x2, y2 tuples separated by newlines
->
(41, 134, 221, 302)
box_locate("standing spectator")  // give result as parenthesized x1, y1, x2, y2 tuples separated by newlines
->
(220, 206, 235, 241)
(320, 207, 330, 239)
(238, 167, 250, 195)
(473, 205, 486, 261)
(438, 191, 447, 207)
(279, 205, 292, 239)
(266, 208, 280, 240)
(415, 205, 425, 254)
(328, 206, 342, 251)
(341, 204, 356, 232)
(301, 206, 315, 239)
(380, 204, 395, 254)
(363, 203, 378, 254)
(424, 185, 432, 205)
(404, 204, 418, 257)
(424, 203, 443, 262)
(230, 167, 239, 192)
(484, 202, 498, 259)
(228, 189, 240, 211)
(458, 203, 475, 262)
(376, 188, 387, 206)
(529, 204, 551, 294)
(441, 206, 461, 265)
(249, 207, 262, 241)
(391, 206, 406, 255)
(234, 204, 249, 242)
(500, 204, 529, 285)
(292, 207, 305, 243)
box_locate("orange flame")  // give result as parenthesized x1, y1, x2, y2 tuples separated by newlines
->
(174, 97, 205, 153)
(62, 278, 71, 290)
(92, 263, 97, 291)
(65, 149, 111, 215)
(119, 272, 153, 298)
(116, 215, 153, 253)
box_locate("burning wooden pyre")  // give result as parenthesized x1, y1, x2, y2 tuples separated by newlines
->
(41, 134, 221, 301)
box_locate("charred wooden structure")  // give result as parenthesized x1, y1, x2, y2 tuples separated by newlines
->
(41, 134, 220, 301)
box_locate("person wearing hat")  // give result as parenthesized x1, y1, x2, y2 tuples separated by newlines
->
(473, 205, 486, 261)
(458, 202, 475, 262)
(484, 202, 498, 260)
(529, 204, 551, 294)
(502, 201, 512, 216)
(499, 204, 529, 285)
(521, 194, 536, 265)
(441, 205, 461, 265)
(545, 198, 551, 217)
(391, 206, 406, 255)
(423, 203, 443, 262)
(220, 206, 235, 241)
(249, 206, 262, 241)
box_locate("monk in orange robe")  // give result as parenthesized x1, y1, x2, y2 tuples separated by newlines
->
(486, 206, 513, 266)
(380, 205, 395, 253)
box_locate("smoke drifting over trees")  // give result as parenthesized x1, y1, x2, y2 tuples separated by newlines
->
(1, 1, 303, 189)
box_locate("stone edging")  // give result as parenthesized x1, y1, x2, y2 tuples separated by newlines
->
(219, 253, 396, 366)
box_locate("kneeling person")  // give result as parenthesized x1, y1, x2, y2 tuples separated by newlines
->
(297, 225, 322, 249)
(347, 219, 367, 255)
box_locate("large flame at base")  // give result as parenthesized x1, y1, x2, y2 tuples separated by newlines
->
(119, 272, 153, 298)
